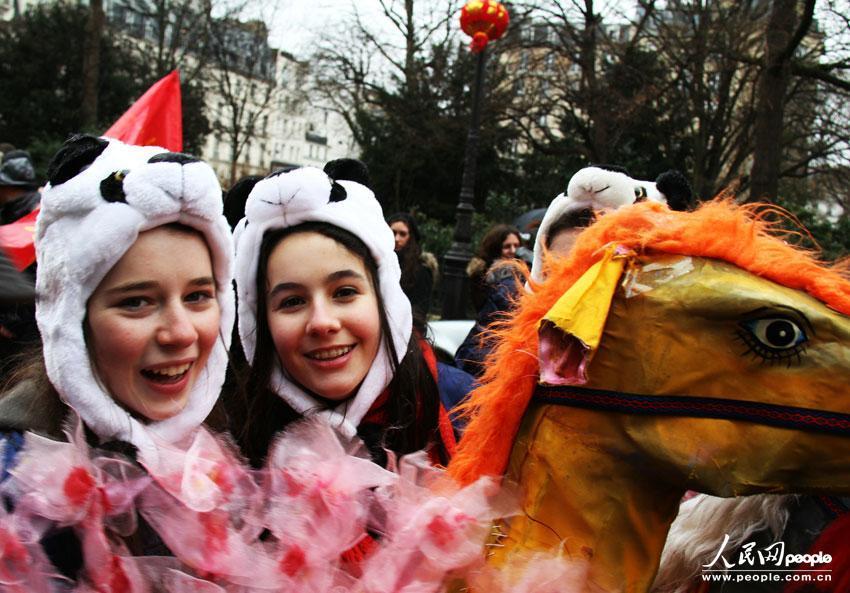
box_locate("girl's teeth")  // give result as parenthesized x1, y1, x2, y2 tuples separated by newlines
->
(309, 346, 352, 360)
(148, 363, 191, 376)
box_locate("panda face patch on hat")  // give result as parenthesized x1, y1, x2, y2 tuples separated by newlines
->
(36, 135, 235, 463)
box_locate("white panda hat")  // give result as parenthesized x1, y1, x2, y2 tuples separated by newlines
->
(233, 166, 411, 438)
(530, 166, 678, 283)
(35, 135, 234, 462)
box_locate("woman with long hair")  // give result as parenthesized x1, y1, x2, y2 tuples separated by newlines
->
(387, 212, 436, 320)
(230, 166, 456, 469)
(467, 224, 522, 312)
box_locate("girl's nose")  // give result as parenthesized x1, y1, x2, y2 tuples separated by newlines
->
(157, 305, 198, 348)
(305, 300, 342, 335)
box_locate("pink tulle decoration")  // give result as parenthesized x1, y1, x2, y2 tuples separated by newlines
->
(138, 478, 276, 585)
(264, 419, 395, 544)
(137, 427, 273, 583)
(143, 428, 259, 518)
(359, 451, 515, 593)
(257, 419, 396, 591)
(4, 418, 152, 592)
(9, 423, 148, 528)
(0, 416, 543, 593)
(0, 505, 60, 593)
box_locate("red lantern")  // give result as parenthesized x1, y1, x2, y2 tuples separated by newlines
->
(460, 0, 510, 53)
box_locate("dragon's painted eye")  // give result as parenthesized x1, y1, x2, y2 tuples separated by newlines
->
(746, 318, 806, 349)
(738, 316, 808, 366)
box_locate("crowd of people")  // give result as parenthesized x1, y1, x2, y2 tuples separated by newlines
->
(1, 136, 843, 593)
(0, 136, 494, 589)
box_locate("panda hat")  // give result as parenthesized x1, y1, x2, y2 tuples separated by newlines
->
(530, 166, 689, 282)
(234, 166, 411, 438)
(35, 135, 234, 462)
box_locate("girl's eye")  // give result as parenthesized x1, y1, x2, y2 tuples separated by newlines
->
(276, 295, 305, 310)
(117, 296, 150, 311)
(334, 286, 360, 299)
(186, 290, 215, 304)
(737, 316, 808, 366)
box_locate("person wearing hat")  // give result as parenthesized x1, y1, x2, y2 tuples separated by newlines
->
(230, 166, 456, 473)
(0, 135, 235, 583)
(0, 150, 41, 380)
(0, 149, 40, 225)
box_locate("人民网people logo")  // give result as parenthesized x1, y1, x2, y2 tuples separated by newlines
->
(701, 534, 833, 586)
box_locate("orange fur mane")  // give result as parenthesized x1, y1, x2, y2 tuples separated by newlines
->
(448, 199, 850, 485)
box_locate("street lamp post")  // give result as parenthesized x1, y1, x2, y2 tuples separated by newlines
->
(441, 0, 509, 320)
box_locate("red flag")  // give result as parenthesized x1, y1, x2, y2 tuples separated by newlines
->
(104, 70, 183, 152)
(0, 208, 39, 271)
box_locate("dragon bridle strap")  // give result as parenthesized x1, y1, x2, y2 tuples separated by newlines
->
(533, 384, 850, 437)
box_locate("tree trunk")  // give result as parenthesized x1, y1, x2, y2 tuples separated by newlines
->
(81, 0, 105, 130)
(581, 1, 608, 162)
(749, 0, 814, 202)
(229, 142, 238, 187)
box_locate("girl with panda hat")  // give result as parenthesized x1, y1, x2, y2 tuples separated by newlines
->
(0, 134, 236, 583)
(0, 134, 234, 461)
(230, 164, 456, 469)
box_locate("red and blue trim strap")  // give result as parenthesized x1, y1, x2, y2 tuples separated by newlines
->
(533, 384, 850, 436)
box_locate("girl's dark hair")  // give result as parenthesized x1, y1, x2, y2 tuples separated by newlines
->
(387, 213, 422, 298)
(544, 208, 595, 249)
(231, 222, 440, 468)
(0, 346, 68, 438)
(477, 224, 521, 268)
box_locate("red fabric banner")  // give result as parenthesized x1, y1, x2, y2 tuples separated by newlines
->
(0, 208, 39, 270)
(104, 70, 183, 152)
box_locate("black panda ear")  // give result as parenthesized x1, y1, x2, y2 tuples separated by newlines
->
(265, 165, 299, 179)
(148, 152, 200, 165)
(46, 134, 109, 186)
(656, 170, 694, 211)
(324, 158, 370, 189)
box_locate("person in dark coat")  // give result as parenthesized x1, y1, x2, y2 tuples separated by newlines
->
(0, 150, 41, 380)
(387, 212, 436, 320)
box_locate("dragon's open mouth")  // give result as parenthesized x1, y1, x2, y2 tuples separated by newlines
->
(538, 320, 590, 385)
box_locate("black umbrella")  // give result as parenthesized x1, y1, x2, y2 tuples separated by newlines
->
(513, 207, 548, 239)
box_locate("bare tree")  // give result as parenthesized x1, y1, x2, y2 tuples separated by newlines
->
(749, 0, 816, 201)
(499, 1, 669, 162)
(207, 16, 278, 185)
(508, 0, 850, 203)
(748, 0, 850, 202)
(645, 1, 768, 199)
(311, 0, 474, 212)
(311, 0, 458, 144)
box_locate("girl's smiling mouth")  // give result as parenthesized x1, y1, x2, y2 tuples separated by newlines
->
(305, 345, 355, 361)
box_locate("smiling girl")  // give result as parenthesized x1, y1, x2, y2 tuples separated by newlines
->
(0, 136, 234, 579)
(230, 166, 455, 469)
(0, 136, 233, 457)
